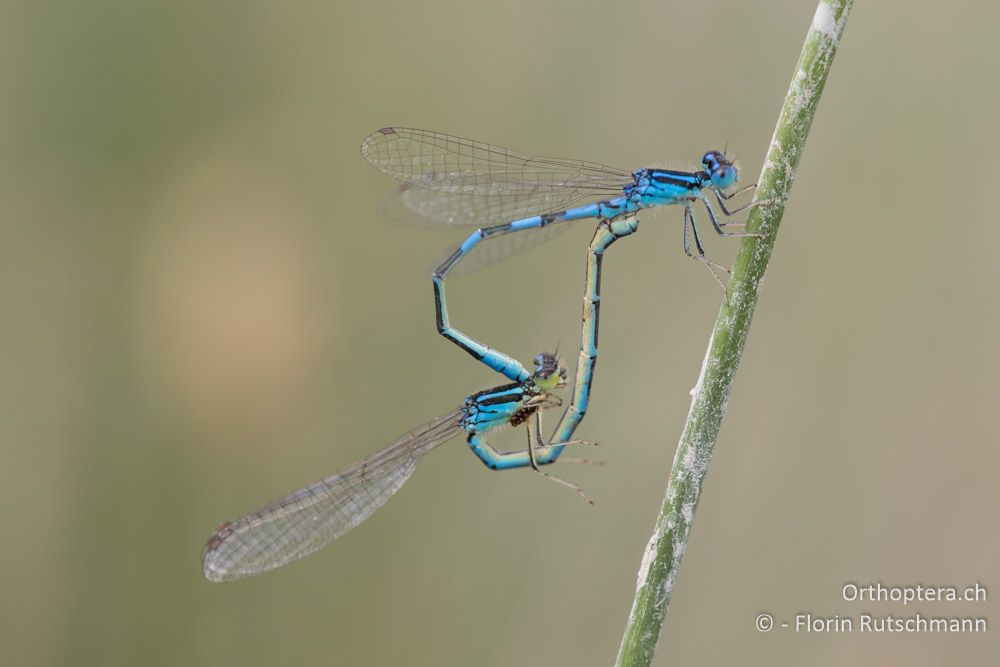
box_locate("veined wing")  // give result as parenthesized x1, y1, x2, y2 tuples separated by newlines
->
(362, 128, 629, 274)
(361, 127, 632, 197)
(380, 180, 594, 228)
(430, 223, 581, 277)
(203, 407, 464, 582)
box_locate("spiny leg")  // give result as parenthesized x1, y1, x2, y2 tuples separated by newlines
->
(527, 406, 540, 470)
(684, 205, 730, 293)
(534, 440, 601, 453)
(713, 190, 755, 218)
(536, 434, 605, 467)
(527, 412, 594, 505)
(701, 198, 763, 238)
(559, 457, 607, 467)
(529, 405, 601, 457)
(715, 182, 779, 221)
(716, 182, 757, 200)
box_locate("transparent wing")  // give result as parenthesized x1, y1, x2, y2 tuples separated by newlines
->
(361, 127, 633, 196)
(432, 223, 579, 277)
(203, 407, 464, 582)
(361, 128, 629, 275)
(379, 181, 595, 228)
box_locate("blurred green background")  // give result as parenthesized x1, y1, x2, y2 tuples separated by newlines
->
(2, 1, 997, 665)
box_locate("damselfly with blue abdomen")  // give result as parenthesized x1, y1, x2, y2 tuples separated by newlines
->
(362, 128, 760, 465)
(202, 352, 595, 581)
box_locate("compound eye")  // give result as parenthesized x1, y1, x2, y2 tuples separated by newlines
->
(713, 165, 737, 189)
(533, 354, 543, 368)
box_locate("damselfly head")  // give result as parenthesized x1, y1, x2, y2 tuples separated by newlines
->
(533, 352, 568, 390)
(702, 149, 739, 191)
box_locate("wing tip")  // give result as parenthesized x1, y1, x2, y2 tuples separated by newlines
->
(201, 521, 238, 582)
(361, 128, 400, 163)
(202, 562, 228, 583)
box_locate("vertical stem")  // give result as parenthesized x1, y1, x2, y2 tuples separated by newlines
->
(615, 2, 854, 665)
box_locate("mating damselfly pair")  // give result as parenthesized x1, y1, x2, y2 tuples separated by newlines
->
(202, 127, 760, 582)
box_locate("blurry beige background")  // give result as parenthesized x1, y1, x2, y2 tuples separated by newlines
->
(2, 1, 997, 665)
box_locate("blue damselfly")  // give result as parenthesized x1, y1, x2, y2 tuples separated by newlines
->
(362, 128, 758, 464)
(203, 353, 591, 581)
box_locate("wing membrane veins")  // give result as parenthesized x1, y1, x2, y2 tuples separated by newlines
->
(362, 127, 631, 274)
(203, 407, 464, 581)
(362, 127, 632, 195)
(381, 183, 593, 228)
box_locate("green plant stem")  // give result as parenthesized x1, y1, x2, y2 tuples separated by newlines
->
(615, 2, 854, 665)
